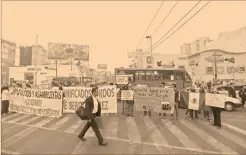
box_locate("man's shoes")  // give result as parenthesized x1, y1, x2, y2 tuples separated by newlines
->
(99, 141, 108, 146)
(78, 136, 87, 141)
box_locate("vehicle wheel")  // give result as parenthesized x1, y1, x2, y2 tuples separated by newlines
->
(224, 102, 234, 112)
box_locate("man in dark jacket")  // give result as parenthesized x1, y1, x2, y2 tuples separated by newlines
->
(228, 83, 236, 98)
(239, 86, 246, 108)
(78, 87, 108, 146)
(171, 83, 179, 119)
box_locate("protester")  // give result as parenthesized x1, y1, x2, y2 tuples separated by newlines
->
(126, 84, 134, 117)
(201, 85, 210, 121)
(186, 85, 198, 120)
(211, 90, 222, 129)
(142, 84, 151, 118)
(228, 83, 236, 98)
(239, 86, 246, 108)
(158, 82, 166, 119)
(1, 86, 10, 115)
(170, 83, 179, 120)
(78, 87, 108, 146)
(121, 85, 128, 115)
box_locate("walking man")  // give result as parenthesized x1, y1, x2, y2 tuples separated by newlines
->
(78, 87, 108, 146)
(239, 86, 246, 108)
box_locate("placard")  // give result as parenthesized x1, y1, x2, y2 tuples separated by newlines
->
(188, 93, 200, 110)
(116, 75, 128, 85)
(121, 90, 134, 100)
(205, 93, 225, 108)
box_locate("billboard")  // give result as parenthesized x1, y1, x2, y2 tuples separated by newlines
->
(48, 43, 89, 61)
(97, 64, 107, 69)
(19, 46, 33, 66)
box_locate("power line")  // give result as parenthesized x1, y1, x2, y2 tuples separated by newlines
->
(152, 1, 179, 36)
(151, 1, 211, 51)
(144, 0, 202, 54)
(136, 1, 165, 49)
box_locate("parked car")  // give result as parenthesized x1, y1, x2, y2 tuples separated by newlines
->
(179, 87, 242, 111)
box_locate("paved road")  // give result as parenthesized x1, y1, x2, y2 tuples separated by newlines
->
(2, 107, 246, 155)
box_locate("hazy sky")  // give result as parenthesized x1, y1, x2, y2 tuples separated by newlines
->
(2, 1, 246, 71)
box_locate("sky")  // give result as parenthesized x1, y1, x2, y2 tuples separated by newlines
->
(2, 1, 246, 72)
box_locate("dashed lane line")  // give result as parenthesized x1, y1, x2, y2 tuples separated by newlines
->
(1, 120, 235, 154)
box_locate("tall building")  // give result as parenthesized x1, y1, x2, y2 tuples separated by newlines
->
(18, 45, 47, 66)
(1, 39, 16, 84)
(180, 37, 211, 56)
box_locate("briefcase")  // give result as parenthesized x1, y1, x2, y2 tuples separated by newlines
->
(76, 105, 88, 120)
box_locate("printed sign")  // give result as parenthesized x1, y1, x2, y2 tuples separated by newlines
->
(63, 85, 117, 113)
(161, 102, 174, 114)
(121, 90, 133, 100)
(9, 88, 63, 118)
(188, 93, 200, 110)
(205, 93, 225, 108)
(133, 86, 175, 113)
(116, 75, 128, 85)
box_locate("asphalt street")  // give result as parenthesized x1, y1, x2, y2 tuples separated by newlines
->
(1, 103, 246, 155)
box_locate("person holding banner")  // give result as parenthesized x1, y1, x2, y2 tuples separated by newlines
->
(158, 82, 166, 119)
(1, 86, 10, 115)
(78, 87, 108, 146)
(126, 84, 134, 117)
(211, 90, 222, 129)
(170, 84, 179, 119)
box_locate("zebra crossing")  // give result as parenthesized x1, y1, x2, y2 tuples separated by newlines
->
(1, 112, 246, 154)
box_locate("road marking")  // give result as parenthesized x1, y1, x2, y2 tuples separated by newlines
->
(2, 124, 19, 135)
(7, 114, 32, 124)
(225, 119, 246, 123)
(20, 115, 41, 124)
(2, 119, 233, 154)
(104, 115, 118, 138)
(2, 127, 37, 148)
(222, 122, 246, 136)
(64, 118, 84, 134)
(126, 116, 142, 143)
(180, 119, 237, 154)
(35, 117, 55, 127)
(199, 120, 246, 150)
(71, 140, 85, 154)
(143, 117, 169, 154)
(1, 149, 21, 155)
(162, 119, 201, 150)
(1, 113, 21, 121)
(49, 114, 72, 130)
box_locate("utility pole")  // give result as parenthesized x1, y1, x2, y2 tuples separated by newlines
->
(213, 51, 218, 83)
(146, 35, 153, 66)
(55, 60, 58, 77)
(35, 34, 38, 86)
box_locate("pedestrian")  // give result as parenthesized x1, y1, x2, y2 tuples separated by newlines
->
(170, 83, 179, 120)
(202, 86, 210, 121)
(142, 84, 151, 118)
(239, 86, 246, 108)
(186, 85, 198, 120)
(158, 82, 166, 119)
(78, 87, 108, 146)
(1, 86, 10, 115)
(121, 85, 128, 115)
(211, 90, 222, 129)
(126, 84, 134, 117)
(228, 83, 236, 98)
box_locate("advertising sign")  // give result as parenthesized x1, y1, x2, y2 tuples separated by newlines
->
(48, 43, 89, 61)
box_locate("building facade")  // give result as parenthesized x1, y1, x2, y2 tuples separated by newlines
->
(187, 49, 246, 82)
(180, 37, 211, 56)
(1, 39, 16, 84)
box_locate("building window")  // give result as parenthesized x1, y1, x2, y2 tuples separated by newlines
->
(176, 72, 184, 80)
(135, 71, 145, 80)
(217, 66, 224, 74)
(145, 71, 153, 80)
(238, 67, 245, 72)
(206, 67, 213, 74)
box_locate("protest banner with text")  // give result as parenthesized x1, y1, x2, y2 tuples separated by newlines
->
(133, 86, 175, 114)
(63, 85, 117, 113)
(9, 88, 63, 118)
(121, 90, 134, 101)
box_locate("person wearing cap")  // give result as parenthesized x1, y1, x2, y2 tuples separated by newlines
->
(239, 86, 246, 108)
(126, 84, 134, 117)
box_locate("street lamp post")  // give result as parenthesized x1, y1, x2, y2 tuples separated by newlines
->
(146, 35, 153, 67)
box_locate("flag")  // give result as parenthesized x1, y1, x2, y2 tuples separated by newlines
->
(180, 91, 205, 110)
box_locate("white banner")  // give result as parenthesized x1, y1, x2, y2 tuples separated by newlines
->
(121, 90, 133, 100)
(9, 88, 63, 118)
(188, 93, 200, 110)
(205, 93, 225, 108)
(63, 85, 117, 113)
(116, 75, 128, 85)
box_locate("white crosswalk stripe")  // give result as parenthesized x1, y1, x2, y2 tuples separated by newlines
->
(2, 113, 246, 154)
(180, 119, 238, 154)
